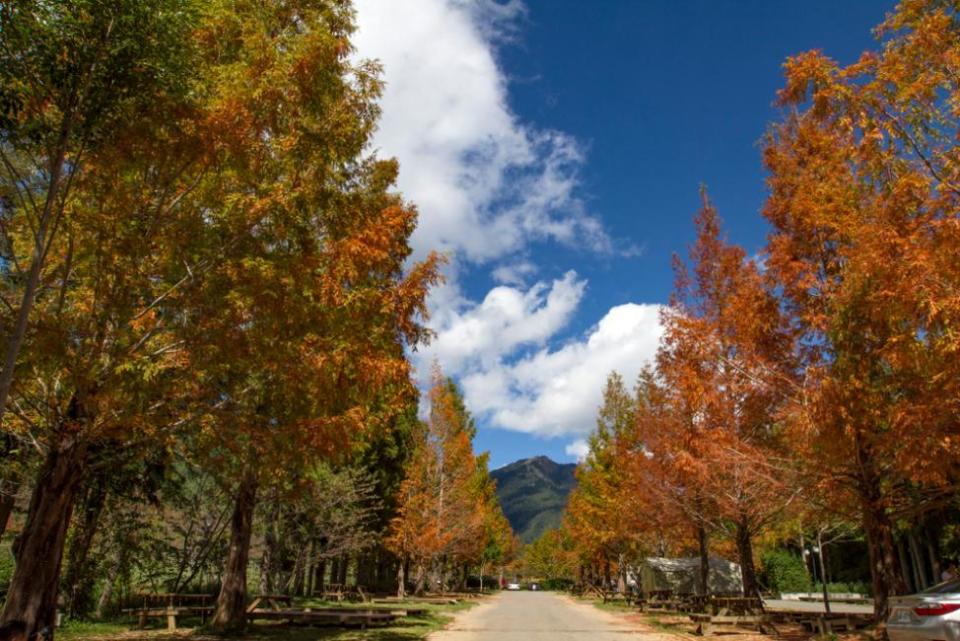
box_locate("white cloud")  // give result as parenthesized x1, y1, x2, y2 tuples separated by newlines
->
(565, 439, 590, 462)
(415, 273, 664, 439)
(353, 1, 659, 440)
(423, 270, 585, 376)
(491, 260, 537, 286)
(459, 301, 664, 437)
(352, 0, 611, 264)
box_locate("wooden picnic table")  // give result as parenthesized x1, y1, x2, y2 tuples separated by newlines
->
(246, 594, 294, 613)
(708, 596, 764, 615)
(690, 612, 773, 636)
(124, 594, 215, 630)
(316, 584, 370, 602)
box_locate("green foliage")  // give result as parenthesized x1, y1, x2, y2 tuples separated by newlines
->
(491, 456, 576, 543)
(0, 541, 14, 591)
(524, 528, 576, 582)
(541, 578, 575, 591)
(760, 549, 810, 594)
(0, 0, 199, 144)
(812, 582, 873, 596)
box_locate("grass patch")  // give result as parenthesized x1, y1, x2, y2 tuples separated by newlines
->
(589, 598, 636, 613)
(53, 598, 478, 641)
(57, 621, 132, 640)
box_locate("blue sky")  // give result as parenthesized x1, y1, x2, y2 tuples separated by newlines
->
(353, 1, 887, 469)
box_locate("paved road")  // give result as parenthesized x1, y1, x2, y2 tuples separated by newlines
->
(429, 591, 643, 640)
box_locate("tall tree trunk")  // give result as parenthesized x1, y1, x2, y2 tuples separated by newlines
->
(697, 521, 710, 596)
(414, 560, 426, 595)
(396, 559, 406, 599)
(0, 432, 19, 540)
(303, 541, 315, 597)
(735, 518, 758, 597)
(926, 522, 941, 585)
(861, 487, 906, 621)
(908, 532, 929, 589)
(617, 553, 627, 594)
(212, 472, 258, 633)
(94, 559, 121, 620)
(330, 557, 340, 586)
(314, 559, 326, 595)
(0, 434, 88, 639)
(816, 530, 832, 614)
(0, 491, 14, 541)
(338, 554, 348, 585)
(259, 491, 279, 594)
(897, 538, 914, 594)
(62, 478, 107, 618)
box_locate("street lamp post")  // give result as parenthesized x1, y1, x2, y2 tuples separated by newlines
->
(804, 546, 831, 614)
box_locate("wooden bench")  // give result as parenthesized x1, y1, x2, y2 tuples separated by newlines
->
(709, 596, 765, 615)
(246, 609, 397, 629)
(124, 606, 214, 630)
(690, 613, 772, 636)
(374, 596, 458, 605)
(797, 614, 872, 634)
(301, 606, 429, 617)
(601, 590, 636, 605)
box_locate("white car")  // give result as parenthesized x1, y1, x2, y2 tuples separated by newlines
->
(887, 579, 960, 641)
(506, 582, 521, 591)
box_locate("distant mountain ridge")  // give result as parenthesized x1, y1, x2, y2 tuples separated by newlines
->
(491, 456, 577, 543)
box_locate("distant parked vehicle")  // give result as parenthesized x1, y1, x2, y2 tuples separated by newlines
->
(506, 582, 521, 591)
(529, 583, 540, 591)
(887, 579, 960, 641)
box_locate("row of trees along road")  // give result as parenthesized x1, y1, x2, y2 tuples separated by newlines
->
(387, 368, 517, 597)
(562, 0, 960, 622)
(0, 0, 445, 637)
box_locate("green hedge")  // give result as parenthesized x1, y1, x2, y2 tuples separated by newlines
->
(813, 581, 872, 596)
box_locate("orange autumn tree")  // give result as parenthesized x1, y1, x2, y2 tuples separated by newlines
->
(763, 0, 960, 618)
(0, 7, 210, 633)
(387, 370, 494, 596)
(656, 196, 796, 596)
(613, 367, 689, 563)
(621, 364, 721, 595)
(170, 1, 440, 630)
(564, 371, 639, 592)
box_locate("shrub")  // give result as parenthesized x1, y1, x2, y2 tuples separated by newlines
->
(0, 543, 14, 592)
(760, 549, 811, 594)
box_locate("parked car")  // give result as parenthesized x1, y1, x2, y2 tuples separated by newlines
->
(887, 579, 960, 641)
(506, 582, 521, 591)
(529, 583, 540, 591)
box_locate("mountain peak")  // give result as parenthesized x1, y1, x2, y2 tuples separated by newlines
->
(491, 456, 577, 543)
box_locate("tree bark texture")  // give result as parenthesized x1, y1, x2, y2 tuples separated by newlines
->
(0, 435, 89, 639)
(697, 522, 710, 596)
(212, 472, 258, 633)
(735, 518, 759, 597)
(862, 489, 906, 621)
